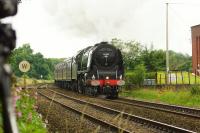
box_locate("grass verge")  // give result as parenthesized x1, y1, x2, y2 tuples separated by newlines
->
(15, 77, 53, 86)
(0, 87, 47, 133)
(120, 87, 200, 108)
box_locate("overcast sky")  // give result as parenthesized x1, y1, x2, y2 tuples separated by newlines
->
(3, 0, 200, 58)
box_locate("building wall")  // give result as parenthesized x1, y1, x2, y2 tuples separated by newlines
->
(192, 25, 200, 74)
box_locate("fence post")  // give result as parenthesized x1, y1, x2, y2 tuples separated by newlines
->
(188, 71, 190, 85)
(181, 71, 184, 84)
(175, 71, 178, 85)
(195, 69, 197, 85)
(155, 72, 157, 85)
(160, 74, 161, 85)
(169, 71, 171, 85)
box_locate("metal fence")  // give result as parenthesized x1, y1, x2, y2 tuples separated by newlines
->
(155, 70, 200, 85)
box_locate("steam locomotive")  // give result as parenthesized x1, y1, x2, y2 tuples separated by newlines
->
(54, 42, 125, 98)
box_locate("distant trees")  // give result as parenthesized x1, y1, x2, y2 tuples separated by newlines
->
(111, 38, 192, 72)
(8, 44, 62, 80)
(111, 38, 143, 70)
(9, 41, 192, 80)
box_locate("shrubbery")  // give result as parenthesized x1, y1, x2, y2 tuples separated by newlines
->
(190, 86, 200, 95)
(145, 72, 156, 79)
(14, 87, 47, 133)
(125, 64, 146, 86)
(0, 87, 47, 133)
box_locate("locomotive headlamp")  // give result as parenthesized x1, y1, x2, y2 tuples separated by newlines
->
(106, 76, 109, 80)
(0, 0, 18, 18)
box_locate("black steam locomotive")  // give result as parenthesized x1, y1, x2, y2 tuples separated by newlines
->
(54, 42, 125, 98)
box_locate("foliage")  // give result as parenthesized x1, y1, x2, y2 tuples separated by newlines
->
(0, 87, 47, 133)
(168, 50, 192, 71)
(15, 77, 53, 87)
(9, 40, 192, 80)
(190, 86, 200, 95)
(111, 38, 143, 70)
(141, 47, 166, 71)
(126, 64, 146, 86)
(14, 87, 47, 133)
(8, 44, 62, 80)
(145, 72, 156, 79)
(120, 88, 200, 108)
(111, 38, 192, 72)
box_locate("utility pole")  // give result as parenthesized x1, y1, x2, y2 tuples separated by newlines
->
(166, 3, 169, 84)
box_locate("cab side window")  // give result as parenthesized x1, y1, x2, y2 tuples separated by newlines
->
(82, 51, 89, 70)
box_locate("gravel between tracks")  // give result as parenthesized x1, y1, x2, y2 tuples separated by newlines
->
(39, 89, 157, 133)
(44, 85, 200, 133)
(37, 94, 114, 133)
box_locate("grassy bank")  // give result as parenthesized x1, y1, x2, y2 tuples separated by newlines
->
(120, 87, 200, 108)
(15, 77, 53, 86)
(0, 87, 47, 133)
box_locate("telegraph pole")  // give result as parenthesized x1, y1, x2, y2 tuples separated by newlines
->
(166, 3, 169, 84)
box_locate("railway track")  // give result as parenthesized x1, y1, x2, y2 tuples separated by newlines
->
(37, 83, 200, 119)
(38, 88, 195, 133)
(112, 98, 200, 119)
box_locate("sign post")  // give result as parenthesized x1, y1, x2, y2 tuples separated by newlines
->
(19, 61, 30, 89)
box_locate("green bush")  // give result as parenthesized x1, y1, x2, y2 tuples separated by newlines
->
(191, 86, 200, 95)
(145, 72, 156, 79)
(14, 88, 47, 133)
(125, 64, 146, 86)
(32, 79, 38, 84)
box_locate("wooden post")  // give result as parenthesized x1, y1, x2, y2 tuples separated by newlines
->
(195, 69, 197, 85)
(160, 74, 162, 85)
(169, 71, 171, 85)
(23, 74, 26, 89)
(181, 71, 184, 84)
(155, 72, 157, 84)
(188, 71, 190, 85)
(175, 71, 178, 85)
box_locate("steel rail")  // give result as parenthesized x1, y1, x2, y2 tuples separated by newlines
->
(117, 98, 200, 119)
(38, 91, 131, 133)
(40, 89, 196, 133)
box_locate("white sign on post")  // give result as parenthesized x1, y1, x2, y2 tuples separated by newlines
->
(19, 60, 30, 73)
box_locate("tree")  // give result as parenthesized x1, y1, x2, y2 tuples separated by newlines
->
(111, 38, 143, 70)
(141, 48, 166, 71)
(8, 44, 62, 80)
(111, 38, 191, 72)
